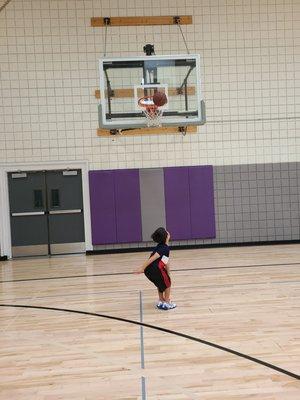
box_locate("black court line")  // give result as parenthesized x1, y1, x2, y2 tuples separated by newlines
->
(1, 262, 300, 284)
(0, 0, 13, 13)
(2, 279, 300, 304)
(0, 304, 299, 381)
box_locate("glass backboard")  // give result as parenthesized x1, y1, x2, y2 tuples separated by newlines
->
(98, 54, 205, 129)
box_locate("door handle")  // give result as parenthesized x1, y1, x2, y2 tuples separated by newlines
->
(48, 209, 82, 215)
(11, 211, 46, 216)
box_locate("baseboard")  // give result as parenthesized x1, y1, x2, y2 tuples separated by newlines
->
(86, 239, 300, 255)
(86, 247, 153, 255)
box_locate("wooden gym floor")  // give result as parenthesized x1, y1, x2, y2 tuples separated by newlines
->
(0, 244, 299, 399)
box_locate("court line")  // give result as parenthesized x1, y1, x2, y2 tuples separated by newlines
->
(139, 290, 145, 369)
(139, 291, 147, 399)
(0, 289, 41, 334)
(141, 376, 147, 400)
(1, 262, 300, 283)
(0, 0, 13, 13)
(0, 304, 299, 381)
(1, 279, 299, 303)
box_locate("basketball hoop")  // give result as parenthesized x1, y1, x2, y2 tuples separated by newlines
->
(138, 96, 164, 127)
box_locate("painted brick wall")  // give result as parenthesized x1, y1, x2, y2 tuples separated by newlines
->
(0, 0, 299, 168)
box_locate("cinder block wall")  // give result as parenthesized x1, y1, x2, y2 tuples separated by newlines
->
(0, 0, 299, 249)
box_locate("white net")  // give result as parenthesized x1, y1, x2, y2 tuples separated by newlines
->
(141, 106, 164, 127)
(138, 97, 164, 127)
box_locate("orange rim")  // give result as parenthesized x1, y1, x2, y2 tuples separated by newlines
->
(138, 96, 158, 111)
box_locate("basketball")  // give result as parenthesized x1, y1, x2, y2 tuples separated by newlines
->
(153, 91, 168, 107)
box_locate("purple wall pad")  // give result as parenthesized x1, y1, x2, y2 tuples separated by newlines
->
(89, 171, 117, 245)
(164, 167, 191, 240)
(189, 166, 216, 239)
(114, 169, 142, 243)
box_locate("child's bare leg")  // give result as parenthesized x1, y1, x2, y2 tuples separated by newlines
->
(163, 287, 171, 302)
(163, 287, 176, 309)
(158, 290, 165, 302)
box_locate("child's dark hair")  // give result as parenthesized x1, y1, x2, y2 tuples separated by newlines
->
(151, 227, 168, 244)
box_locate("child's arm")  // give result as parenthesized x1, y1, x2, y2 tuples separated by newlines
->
(134, 252, 160, 274)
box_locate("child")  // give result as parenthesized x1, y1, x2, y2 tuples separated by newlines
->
(134, 227, 176, 310)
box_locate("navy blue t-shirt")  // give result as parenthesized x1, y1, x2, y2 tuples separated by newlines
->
(144, 243, 171, 291)
(150, 243, 170, 267)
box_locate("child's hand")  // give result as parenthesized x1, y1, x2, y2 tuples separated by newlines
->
(134, 267, 144, 274)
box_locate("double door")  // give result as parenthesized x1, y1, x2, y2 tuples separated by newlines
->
(8, 170, 85, 257)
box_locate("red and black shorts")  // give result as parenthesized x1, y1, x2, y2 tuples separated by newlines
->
(144, 261, 171, 292)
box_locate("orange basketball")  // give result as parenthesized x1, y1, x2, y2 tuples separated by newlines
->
(153, 91, 168, 107)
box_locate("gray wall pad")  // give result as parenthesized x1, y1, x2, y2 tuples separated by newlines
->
(139, 168, 166, 242)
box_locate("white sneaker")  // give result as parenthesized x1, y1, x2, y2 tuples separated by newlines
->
(156, 301, 165, 310)
(165, 301, 177, 309)
(160, 301, 176, 310)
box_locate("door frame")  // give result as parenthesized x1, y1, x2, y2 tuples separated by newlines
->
(0, 161, 92, 259)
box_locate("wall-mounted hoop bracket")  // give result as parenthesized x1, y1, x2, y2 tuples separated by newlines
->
(103, 17, 111, 26)
(91, 16, 192, 27)
(97, 126, 197, 137)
